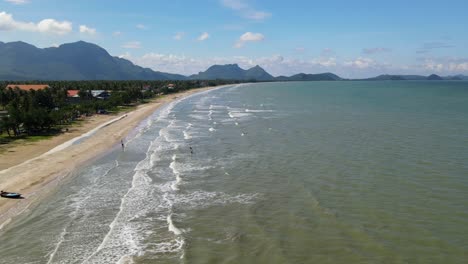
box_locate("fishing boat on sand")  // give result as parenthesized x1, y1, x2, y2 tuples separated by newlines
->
(0, 191, 23, 199)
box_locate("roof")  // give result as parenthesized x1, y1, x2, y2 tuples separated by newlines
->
(67, 90, 80, 97)
(91, 90, 106, 97)
(6, 84, 49, 91)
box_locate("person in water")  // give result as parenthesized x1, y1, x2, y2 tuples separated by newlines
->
(121, 139, 125, 150)
(189, 146, 193, 154)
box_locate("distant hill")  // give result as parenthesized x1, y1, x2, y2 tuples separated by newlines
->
(363, 74, 460, 81)
(0, 41, 186, 80)
(427, 74, 443, 80)
(445, 75, 465, 80)
(277, 72, 342, 81)
(190, 64, 275, 81)
(365, 74, 421, 81)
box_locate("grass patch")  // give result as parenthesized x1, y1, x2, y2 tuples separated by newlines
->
(0, 130, 61, 147)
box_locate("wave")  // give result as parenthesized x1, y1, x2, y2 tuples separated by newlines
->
(167, 214, 182, 235)
(245, 109, 275, 113)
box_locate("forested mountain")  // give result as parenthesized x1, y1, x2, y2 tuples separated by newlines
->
(276, 72, 342, 81)
(190, 64, 275, 81)
(363, 74, 454, 81)
(0, 41, 186, 81)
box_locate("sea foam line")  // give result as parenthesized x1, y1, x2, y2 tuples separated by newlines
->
(46, 159, 120, 264)
(46, 227, 68, 264)
(167, 214, 182, 235)
(84, 84, 238, 262)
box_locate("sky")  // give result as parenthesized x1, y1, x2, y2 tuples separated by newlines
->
(0, 0, 467, 78)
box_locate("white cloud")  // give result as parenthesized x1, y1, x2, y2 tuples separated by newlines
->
(173, 32, 185, 40)
(321, 48, 334, 56)
(118, 52, 131, 59)
(244, 11, 271, 20)
(79, 25, 96, 35)
(221, 0, 248, 10)
(113, 31, 122, 36)
(37, 19, 72, 34)
(421, 58, 468, 73)
(235, 32, 264, 48)
(119, 51, 468, 79)
(0, 12, 72, 34)
(221, 0, 271, 21)
(4, 0, 29, 5)
(197, 32, 210, 41)
(136, 24, 147, 30)
(312, 57, 337, 67)
(362, 47, 392, 55)
(121, 52, 342, 76)
(343, 57, 377, 69)
(121, 41, 141, 49)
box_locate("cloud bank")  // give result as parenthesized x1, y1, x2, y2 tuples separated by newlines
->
(0, 11, 72, 34)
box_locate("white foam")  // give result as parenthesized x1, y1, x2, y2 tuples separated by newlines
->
(171, 175, 182, 191)
(146, 237, 185, 254)
(209, 105, 226, 110)
(170, 155, 179, 174)
(183, 131, 192, 140)
(46, 227, 68, 264)
(167, 214, 182, 235)
(229, 112, 252, 118)
(189, 114, 206, 120)
(245, 109, 275, 113)
(209, 127, 216, 132)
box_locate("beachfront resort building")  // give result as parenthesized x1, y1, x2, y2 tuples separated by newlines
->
(66, 90, 80, 98)
(6, 84, 50, 91)
(90, 90, 111, 99)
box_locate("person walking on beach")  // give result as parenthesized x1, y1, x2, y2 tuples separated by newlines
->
(121, 139, 125, 150)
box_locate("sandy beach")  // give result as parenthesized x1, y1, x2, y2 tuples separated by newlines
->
(0, 86, 220, 228)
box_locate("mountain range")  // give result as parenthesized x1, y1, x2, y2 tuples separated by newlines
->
(0, 41, 466, 81)
(0, 41, 186, 81)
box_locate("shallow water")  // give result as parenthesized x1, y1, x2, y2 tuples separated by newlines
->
(1, 81, 467, 263)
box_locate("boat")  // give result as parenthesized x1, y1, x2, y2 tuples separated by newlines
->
(0, 191, 22, 199)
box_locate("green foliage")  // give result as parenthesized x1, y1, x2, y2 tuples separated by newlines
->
(0, 79, 236, 138)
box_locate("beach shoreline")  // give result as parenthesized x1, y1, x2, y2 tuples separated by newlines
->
(0, 85, 225, 229)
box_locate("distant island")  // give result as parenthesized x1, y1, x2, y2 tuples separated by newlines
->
(0, 40, 466, 81)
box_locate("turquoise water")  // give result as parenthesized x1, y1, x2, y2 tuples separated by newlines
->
(0, 81, 467, 263)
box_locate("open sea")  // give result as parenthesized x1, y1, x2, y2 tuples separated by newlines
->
(0, 81, 467, 263)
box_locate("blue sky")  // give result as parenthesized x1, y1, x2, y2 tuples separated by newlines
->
(1, 0, 467, 77)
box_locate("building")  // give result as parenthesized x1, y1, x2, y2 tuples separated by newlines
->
(91, 90, 111, 99)
(67, 90, 80, 98)
(6, 84, 50, 91)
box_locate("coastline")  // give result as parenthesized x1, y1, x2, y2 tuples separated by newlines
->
(0, 85, 226, 229)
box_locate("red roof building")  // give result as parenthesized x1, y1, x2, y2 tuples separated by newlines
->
(6, 84, 49, 91)
(67, 90, 80, 97)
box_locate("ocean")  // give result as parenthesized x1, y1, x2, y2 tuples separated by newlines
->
(0, 81, 467, 263)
